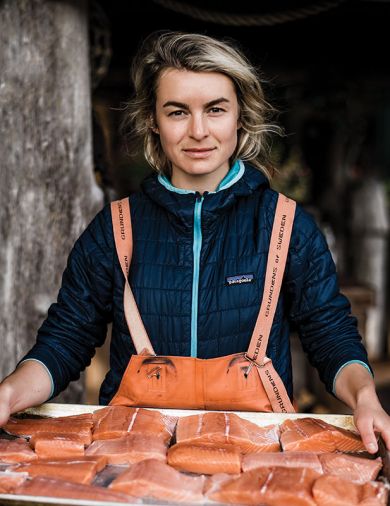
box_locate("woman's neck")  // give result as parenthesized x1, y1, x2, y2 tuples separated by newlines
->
(170, 166, 230, 194)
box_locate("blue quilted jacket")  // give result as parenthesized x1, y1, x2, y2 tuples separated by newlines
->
(22, 161, 370, 405)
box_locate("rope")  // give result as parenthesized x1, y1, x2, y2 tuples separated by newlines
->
(152, 0, 346, 27)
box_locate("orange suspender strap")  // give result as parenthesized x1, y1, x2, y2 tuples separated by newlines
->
(246, 193, 296, 412)
(111, 199, 155, 355)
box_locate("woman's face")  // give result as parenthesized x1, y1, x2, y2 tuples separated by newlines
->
(154, 68, 240, 191)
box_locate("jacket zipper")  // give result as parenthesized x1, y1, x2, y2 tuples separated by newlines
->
(191, 193, 204, 357)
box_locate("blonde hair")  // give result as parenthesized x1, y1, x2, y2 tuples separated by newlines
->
(122, 31, 282, 179)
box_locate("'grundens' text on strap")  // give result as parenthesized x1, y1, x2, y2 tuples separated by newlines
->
(252, 213, 287, 362)
(118, 201, 126, 240)
(116, 201, 129, 274)
(264, 367, 288, 413)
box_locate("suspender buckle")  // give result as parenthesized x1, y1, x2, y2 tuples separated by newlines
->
(243, 353, 259, 377)
(147, 366, 161, 379)
(244, 353, 271, 369)
(244, 353, 260, 366)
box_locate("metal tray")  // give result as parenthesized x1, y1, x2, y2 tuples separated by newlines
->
(0, 403, 388, 506)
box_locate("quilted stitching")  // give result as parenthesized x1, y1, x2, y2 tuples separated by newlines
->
(21, 163, 369, 404)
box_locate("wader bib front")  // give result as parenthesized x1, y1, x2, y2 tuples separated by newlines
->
(109, 193, 296, 413)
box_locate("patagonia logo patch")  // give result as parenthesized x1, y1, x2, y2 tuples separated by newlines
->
(226, 273, 254, 286)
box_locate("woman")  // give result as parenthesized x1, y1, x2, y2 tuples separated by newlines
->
(0, 31, 389, 452)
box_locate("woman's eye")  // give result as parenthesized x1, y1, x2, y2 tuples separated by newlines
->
(209, 107, 224, 114)
(168, 110, 185, 117)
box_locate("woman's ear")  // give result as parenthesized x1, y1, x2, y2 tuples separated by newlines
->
(149, 116, 159, 134)
(237, 113, 242, 130)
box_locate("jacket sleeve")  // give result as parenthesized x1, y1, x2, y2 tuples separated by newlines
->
(285, 205, 372, 395)
(19, 204, 115, 398)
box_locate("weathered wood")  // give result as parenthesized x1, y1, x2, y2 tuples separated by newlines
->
(0, 0, 103, 402)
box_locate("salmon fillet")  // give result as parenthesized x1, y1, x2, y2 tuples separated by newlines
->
(30, 430, 91, 446)
(109, 458, 205, 502)
(13, 456, 107, 484)
(175, 412, 280, 453)
(312, 474, 389, 505)
(86, 433, 167, 464)
(168, 442, 241, 474)
(30, 433, 86, 459)
(0, 438, 37, 463)
(204, 472, 242, 496)
(242, 451, 323, 474)
(92, 406, 177, 443)
(280, 417, 365, 453)
(206, 466, 320, 505)
(34, 439, 84, 459)
(14, 476, 137, 503)
(319, 454, 383, 484)
(4, 413, 93, 441)
(0, 471, 29, 493)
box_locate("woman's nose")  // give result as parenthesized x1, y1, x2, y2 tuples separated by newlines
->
(188, 114, 209, 139)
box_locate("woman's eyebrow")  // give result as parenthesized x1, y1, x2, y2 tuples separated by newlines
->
(162, 97, 230, 109)
(163, 101, 189, 109)
(205, 98, 230, 108)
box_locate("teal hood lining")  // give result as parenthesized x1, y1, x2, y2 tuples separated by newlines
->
(157, 160, 245, 195)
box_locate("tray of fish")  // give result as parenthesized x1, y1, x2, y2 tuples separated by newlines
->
(0, 403, 389, 506)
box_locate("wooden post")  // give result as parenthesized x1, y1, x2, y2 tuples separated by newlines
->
(0, 0, 103, 403)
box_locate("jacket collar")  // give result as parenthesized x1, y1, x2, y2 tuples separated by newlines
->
(157, 159, 245, 194)
(141, 160, 270, 232)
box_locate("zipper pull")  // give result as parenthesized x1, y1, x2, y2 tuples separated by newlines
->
(195, 191, 208, 202)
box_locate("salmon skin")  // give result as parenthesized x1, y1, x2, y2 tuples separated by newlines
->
(280, 417, 366, 453)
(206, 466, 320, 505)
(14, 476, 137, 503)
(0, 437, 37, 463)
(168, 442, 241, 474)
(13, 456, 107, 485)
(242, 451, 323, 474)
(318, 453, 383, 484)
(92, 465, 130, 488)
(0, 471, 29, 493)
(86, 433, 167, 465)
(109, 458, 205, 503)
(92, 406, 177, 444)
(312, 474, 389, 505)
(3, 413, 93, 441)
(175, 412, 280, 453)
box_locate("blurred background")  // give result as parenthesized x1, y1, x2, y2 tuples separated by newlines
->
(0, 0, 389, 413)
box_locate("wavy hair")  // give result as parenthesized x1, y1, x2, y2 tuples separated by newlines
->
(121, 31, 282, 179)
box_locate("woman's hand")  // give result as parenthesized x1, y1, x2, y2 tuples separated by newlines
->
(334, 362, 390, 453)
(0, 383, 12, 427)
(0, 361, 52, 427)
(353, 386, 390, 453)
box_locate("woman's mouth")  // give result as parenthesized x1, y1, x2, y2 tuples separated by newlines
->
(183, 148, 216, 158)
